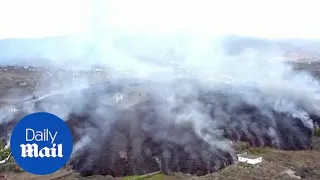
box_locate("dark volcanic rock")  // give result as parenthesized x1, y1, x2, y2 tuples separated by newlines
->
(0, 80, 316, 177)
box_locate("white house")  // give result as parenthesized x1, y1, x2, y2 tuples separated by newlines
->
(237, 153, 263, 165)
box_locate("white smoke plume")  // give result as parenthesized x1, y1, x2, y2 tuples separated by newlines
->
(0, 0, 320, 176)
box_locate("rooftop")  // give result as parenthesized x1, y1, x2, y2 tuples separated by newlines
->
(237, 154, 262, 159)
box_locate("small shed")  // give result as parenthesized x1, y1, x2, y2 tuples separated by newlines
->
(237, 153, 263, 165)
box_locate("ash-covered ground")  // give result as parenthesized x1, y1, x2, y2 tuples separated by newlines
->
(0, 62, 319, 178)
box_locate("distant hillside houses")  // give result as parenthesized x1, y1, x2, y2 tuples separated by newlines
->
(285, 52, 319, 62)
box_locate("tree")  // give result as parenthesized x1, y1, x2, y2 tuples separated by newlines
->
(313, 128, 320, 137)
(0, 142, 10, 161)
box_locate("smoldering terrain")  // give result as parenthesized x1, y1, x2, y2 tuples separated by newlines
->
(1, 36, 320, 178)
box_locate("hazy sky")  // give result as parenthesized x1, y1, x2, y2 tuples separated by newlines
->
(0, 0, 319, 39)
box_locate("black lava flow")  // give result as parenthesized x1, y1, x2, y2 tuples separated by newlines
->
(0, 80, 317, 177)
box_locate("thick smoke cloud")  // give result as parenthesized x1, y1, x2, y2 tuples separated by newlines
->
(0, 1, 320, 176)
(0, 33, 319, 176)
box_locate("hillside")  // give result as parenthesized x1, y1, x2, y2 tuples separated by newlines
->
(0, 61, 319, 179)
(1, 35, 320, 67)
(1, 137, 320, 180)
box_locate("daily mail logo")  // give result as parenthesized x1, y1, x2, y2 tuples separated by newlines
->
(10, 112, 73, 175)
(20, 128, 63, 158)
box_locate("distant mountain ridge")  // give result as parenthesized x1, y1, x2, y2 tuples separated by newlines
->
(0, 35, 319, 66)
(223, 35, 320, 61)
(0, 35, 91, 66)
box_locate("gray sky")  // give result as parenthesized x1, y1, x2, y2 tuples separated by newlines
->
(0, 0, 319, 39)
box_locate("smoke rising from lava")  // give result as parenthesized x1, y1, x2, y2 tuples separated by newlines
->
(0, 1, 320, 176)
(1, 35, 319, 176)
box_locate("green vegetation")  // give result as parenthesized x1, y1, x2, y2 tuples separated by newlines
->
(241, 147, 320, 180)
(122, 172, 164, 180)
(0, 141, 10, 161)
(314, 127, 320, 137)
(0, 141, 22, 173)
(211, 139, 320, 180)
(217, 163, 291, 180)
